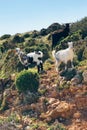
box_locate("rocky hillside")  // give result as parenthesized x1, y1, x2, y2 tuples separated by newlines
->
(0, 62, 87, 130)
(0, 17, 87, 130)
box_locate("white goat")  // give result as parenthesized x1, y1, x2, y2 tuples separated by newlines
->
(15, 48, 43, 73)
(52, 42, 74, 72)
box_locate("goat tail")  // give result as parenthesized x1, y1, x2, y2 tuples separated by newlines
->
(52, 50, 56, 58)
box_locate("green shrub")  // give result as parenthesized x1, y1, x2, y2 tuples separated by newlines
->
(31, 30, 39, 38)
(39, 28, 47, 36)
(70, 17, 87, 38)
(15, 69, 39, 93)
(2, 41, 9, 51)
(0, 46, 4, 53)
(23, 33, 30, 38)
(74, 40, 87, 61)
(0, 34, 11, 40)
(25, 39, 36, 47)
(12, 34, 24, 43)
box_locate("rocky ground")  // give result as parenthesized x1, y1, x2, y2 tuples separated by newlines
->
(0, 64, 87, 130)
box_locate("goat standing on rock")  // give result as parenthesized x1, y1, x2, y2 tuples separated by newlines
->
(52, 42, 74, 72)
(15, 48, 43, 73)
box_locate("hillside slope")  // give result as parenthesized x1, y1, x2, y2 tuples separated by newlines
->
(0, 17, 87, 130)
(0, 63, 87, 130)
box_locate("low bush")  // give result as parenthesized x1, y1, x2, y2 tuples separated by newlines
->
(15, 69, 39, 93)
(0, 34, 11, 40)
(23, 33, 30, 38)
(12, 34, 24, 43)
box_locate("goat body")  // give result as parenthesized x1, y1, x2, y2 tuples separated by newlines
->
(27, 51, 43, 65)
(52, 42, 74, 72)
(15, 48, 43, 73)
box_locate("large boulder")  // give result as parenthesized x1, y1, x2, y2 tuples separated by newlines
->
(40, 101, 76, 121)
